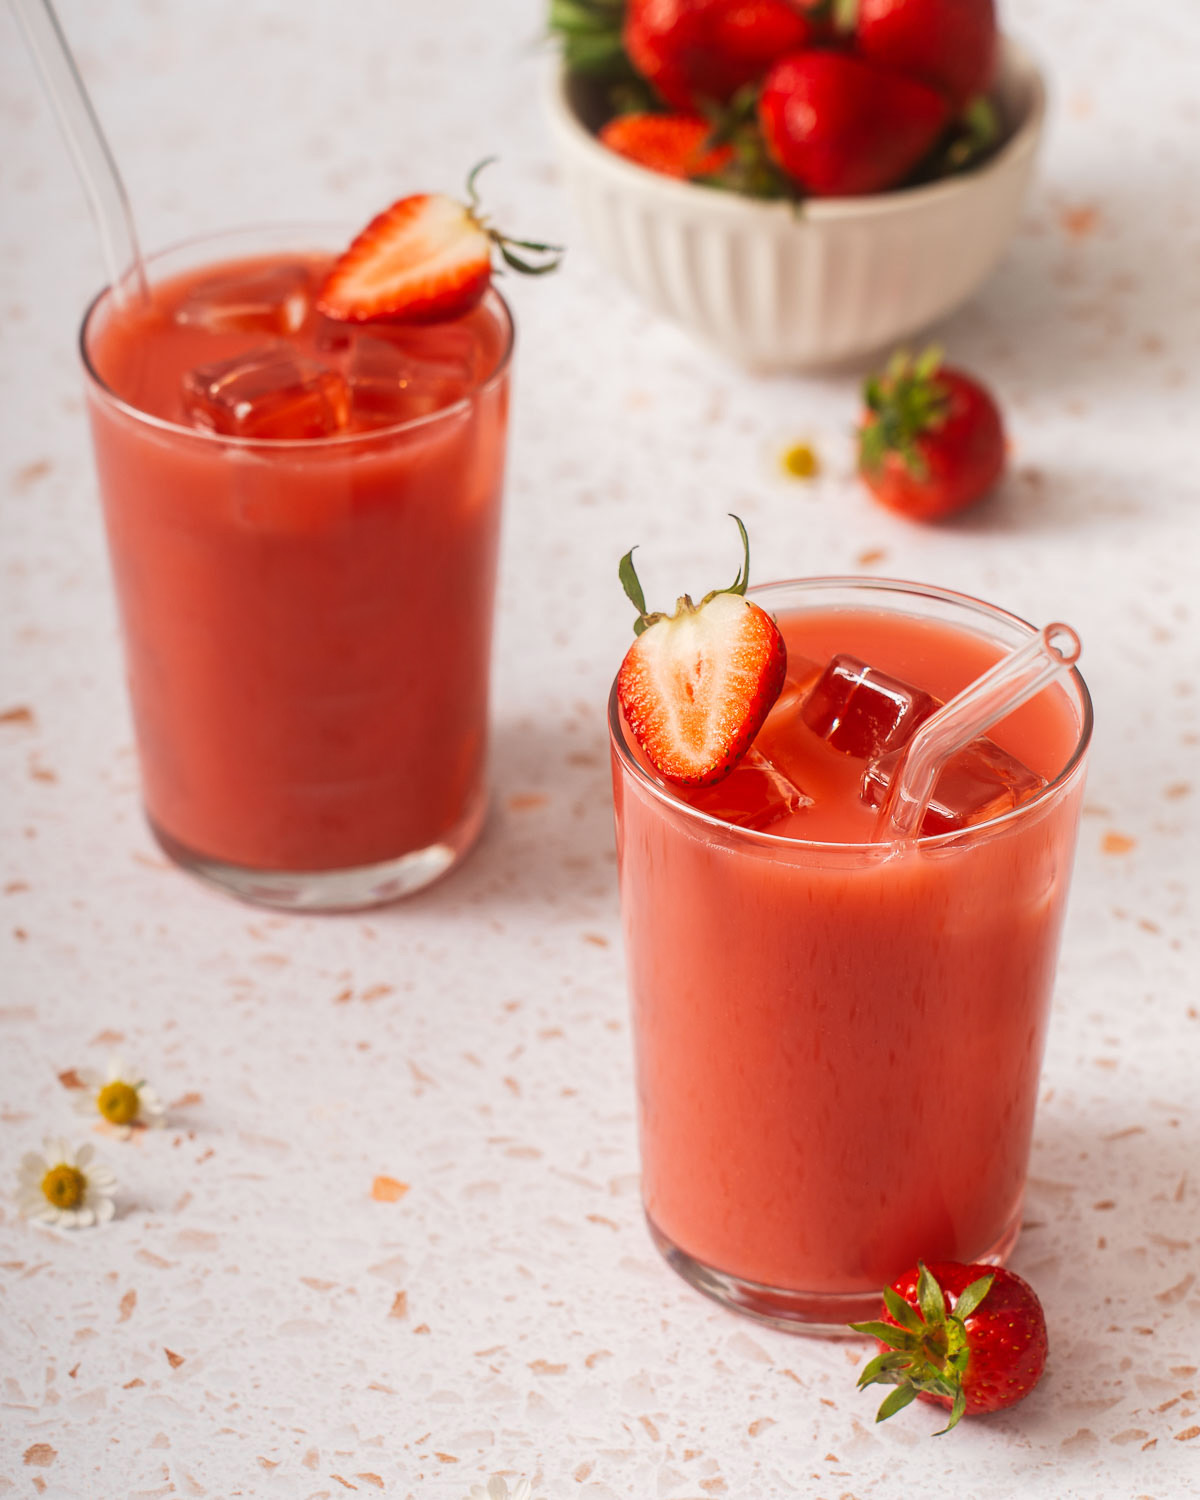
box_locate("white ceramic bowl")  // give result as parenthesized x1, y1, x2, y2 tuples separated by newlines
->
(546, 39, 1045, 371)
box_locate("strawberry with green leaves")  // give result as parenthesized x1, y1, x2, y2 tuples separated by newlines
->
(624, 0, 818, 112)
(852, 1261, 1048, 1431)
(852, 0, 998, 113)
(617, 517, 787, 787)
(857, 347, 1006, 520)
(318, 161, 561, 325)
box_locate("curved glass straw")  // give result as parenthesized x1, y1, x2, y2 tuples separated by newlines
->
(879, 622, 1082, 840)
(9, 0, 148, 305)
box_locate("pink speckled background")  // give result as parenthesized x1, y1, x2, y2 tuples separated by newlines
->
(1, 1, 1198, 1496)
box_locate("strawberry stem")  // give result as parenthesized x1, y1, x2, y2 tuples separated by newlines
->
(618, 514, 754, 638)
(463, 158, 564, 278)
(832, 0, 859, 32)
(465, 156, 498, 209)
(723, 513, 751, 597)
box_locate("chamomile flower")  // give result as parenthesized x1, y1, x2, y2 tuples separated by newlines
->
(466, 1480, 535, 1500)
(73, 1055, 165, 1137)
(16, 1138, 117, 1228)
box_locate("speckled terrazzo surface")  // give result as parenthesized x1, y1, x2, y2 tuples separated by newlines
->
(1, 2, 1199, 1497)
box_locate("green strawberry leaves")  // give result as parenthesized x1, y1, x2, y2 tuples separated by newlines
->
(548, 0, 632, 77)
(941, 95, 1001, 172)
(694, 85, 798, 202)
(859, 345, 950, 480)
(850, 1260, 996, 1434)
(619, 513, 753, 637)
(618, 548, 651, 637)
(465, 159, 564, 277)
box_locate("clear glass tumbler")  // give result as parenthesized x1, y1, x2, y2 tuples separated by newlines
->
(609, 578, 1093, 1330)
(81, 226, 513, 910)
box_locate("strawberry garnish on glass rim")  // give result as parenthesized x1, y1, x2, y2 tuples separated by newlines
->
(317, 159, 562, 325)
(851, 1260, 1049, 1433)
(616, 516, 787, 788)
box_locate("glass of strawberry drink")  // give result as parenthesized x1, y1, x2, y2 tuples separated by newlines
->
(609, 534, 1092, 1330)
(81, 179, 557, 909)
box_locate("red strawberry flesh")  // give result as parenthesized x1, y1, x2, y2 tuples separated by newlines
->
(624, 0, 816, 111)
(759, 50, 949, 197)
(598, 113, 735, 180)
(317, 194, 493, 326)
(856, 0, 998, 113)
(618, 592, 787, 786)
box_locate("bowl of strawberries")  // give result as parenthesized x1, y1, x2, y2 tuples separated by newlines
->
(546, 0, 1044, 370)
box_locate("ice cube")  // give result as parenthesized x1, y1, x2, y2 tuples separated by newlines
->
(366, 321, 479, 383)
(182, 347, 350, 440)
(312, 315, 356, 356)
(345, 334, 467, 429)
(175, 262, 314, 335)
(802, 654, 938, 760)
(682, 748, 813, 832)
(861, 737, 1046, 836)
(743, 659, 822, 793)
(781, 653, 822, 700)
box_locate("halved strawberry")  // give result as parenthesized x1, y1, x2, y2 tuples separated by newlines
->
(617, 517, 787, 787)
(317, 161, 561, 325)
(599, 113, 734, 180)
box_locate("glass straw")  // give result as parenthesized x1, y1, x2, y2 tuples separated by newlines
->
(9, 0, 148, 305)
(879, 622, 1082, 839)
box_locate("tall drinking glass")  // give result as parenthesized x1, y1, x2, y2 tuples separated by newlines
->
(609, 578, 1092, 1330)
(81, 226, 513, 910)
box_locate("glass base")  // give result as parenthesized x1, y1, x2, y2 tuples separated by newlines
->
(147, 790, 487, 912)
(646, 1204, 1024, 1335)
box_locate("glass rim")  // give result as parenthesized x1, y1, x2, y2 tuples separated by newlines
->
(77, 221, 516, 451)
(607, 574, 1095, 852)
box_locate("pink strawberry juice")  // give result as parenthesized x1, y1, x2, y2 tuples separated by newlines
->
(81, 229, 512, 905)
(609, 579, 1092, 1326)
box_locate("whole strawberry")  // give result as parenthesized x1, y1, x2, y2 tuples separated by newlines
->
(758, 51, 948, 197)
(851, 1261, 1048, 1431)
(616, 516, 787, 787)
(624, 0, 816, 111)
(857, 347, 1006, 520)
(855, 0, 998, 113)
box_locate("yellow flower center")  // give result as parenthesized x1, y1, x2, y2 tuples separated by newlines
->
(781, 441, 820, 479)
(42, 1164, 87, 1209)
(97, 1080, 140, 1125)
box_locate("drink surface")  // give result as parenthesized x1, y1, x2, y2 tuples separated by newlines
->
(89, 251, 508, 436)
(612, 599, 1088, 1303)
(84, 249, 511, 874)
(671, 606, 1077, 843)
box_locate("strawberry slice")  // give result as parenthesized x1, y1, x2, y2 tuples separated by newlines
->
(317, 160, 561, 325)
(599, 113, 735, 181)
(616, 517, 787, 787)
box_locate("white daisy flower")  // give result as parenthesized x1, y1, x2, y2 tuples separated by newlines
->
(16, 1137, 117, 1228)
(466, 1479, 535, 1500)
(73, 1055, 165, 1137)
